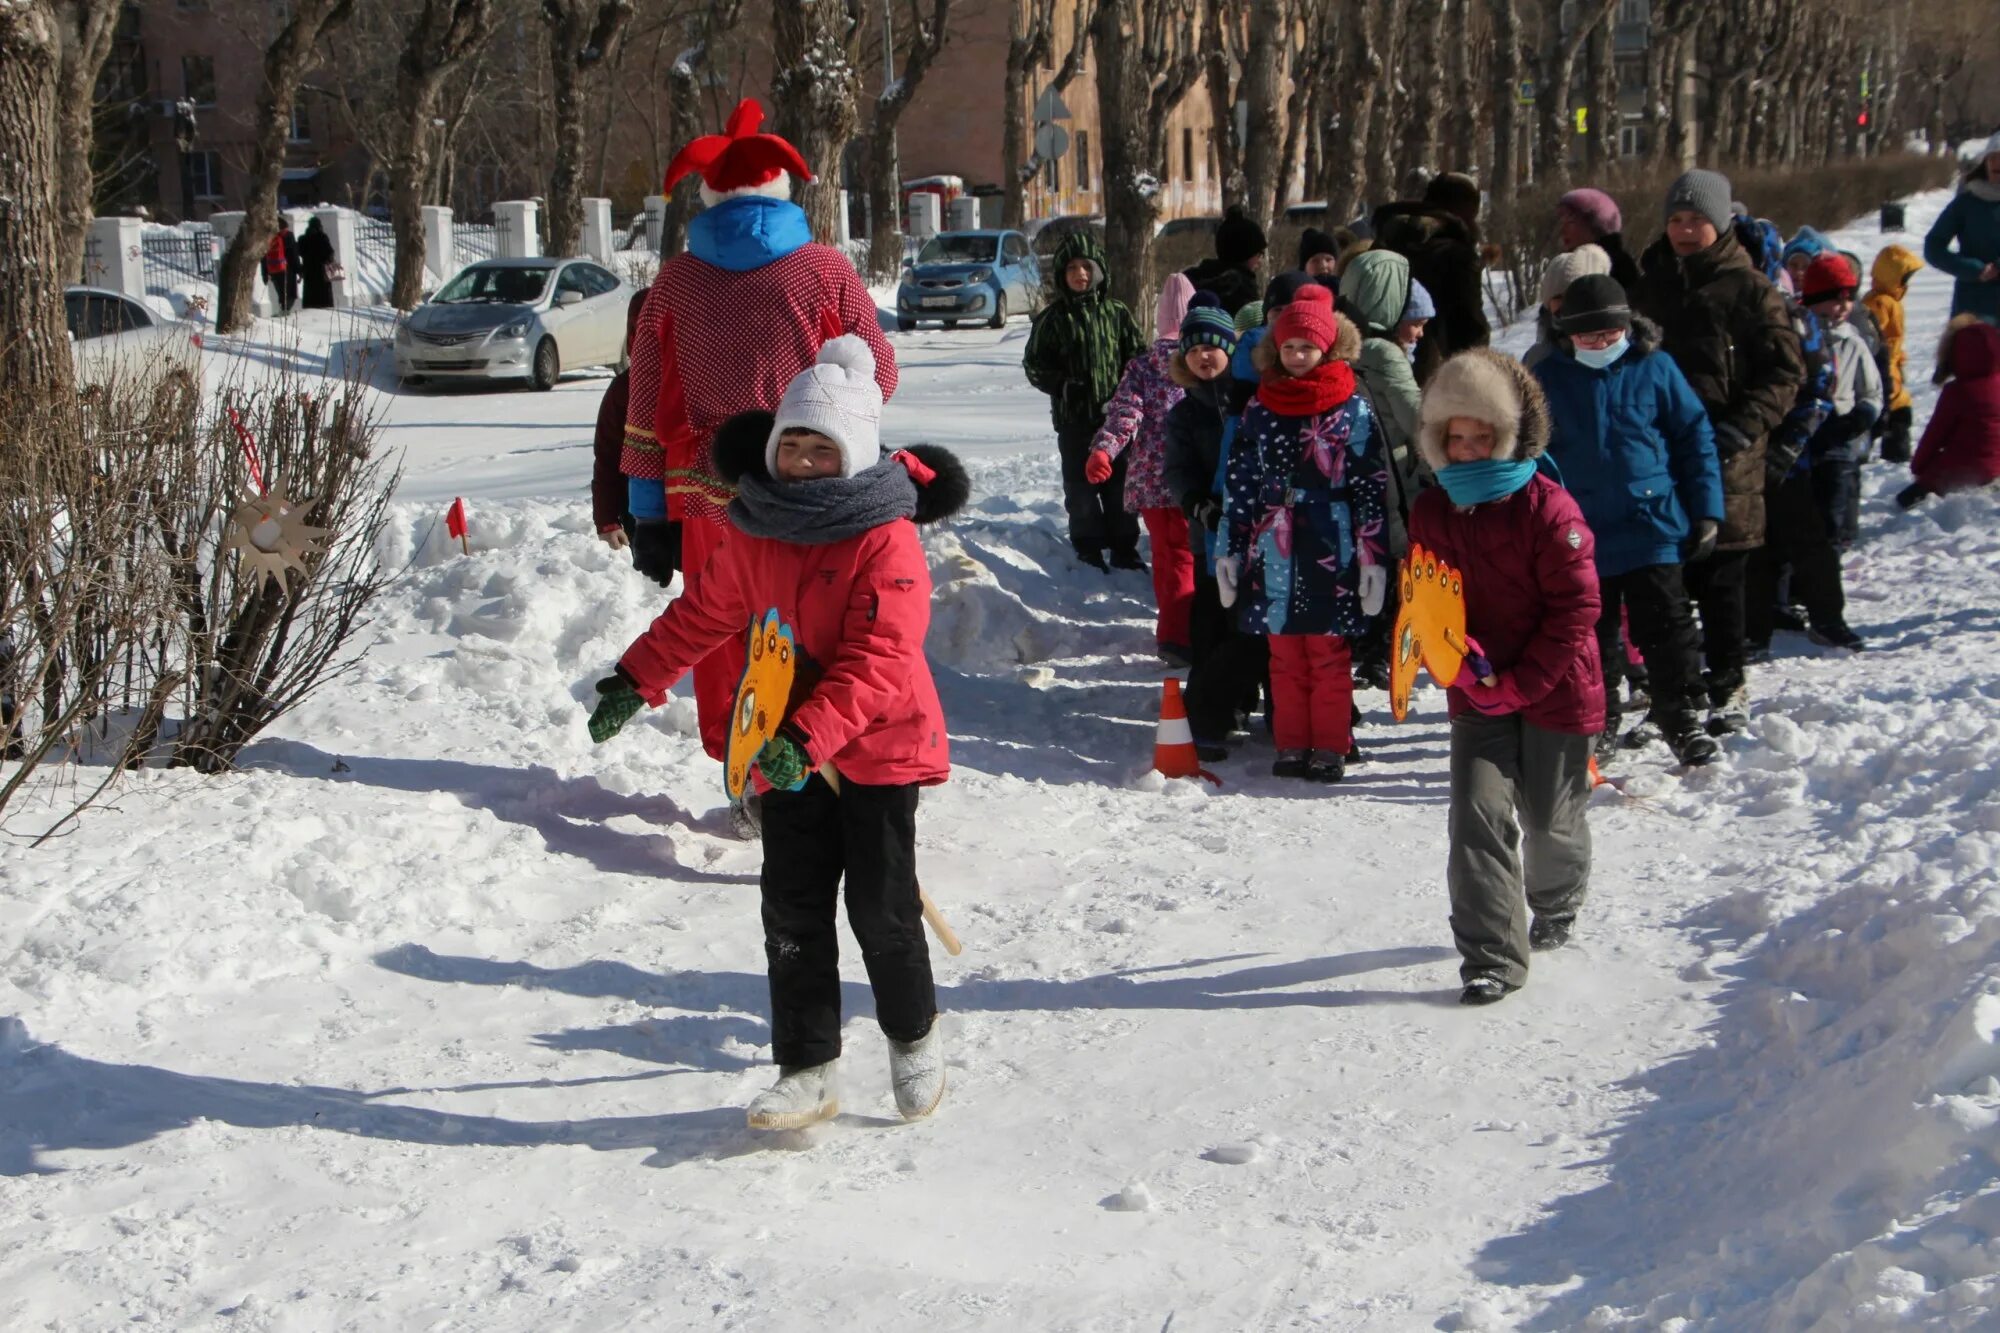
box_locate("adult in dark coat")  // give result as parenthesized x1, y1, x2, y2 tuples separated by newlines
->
(298, 216, 335, 309)
(1371, 172, 1490, 385)
(1181, 205, 1267, 317)
(1632, 168, 1805, 721)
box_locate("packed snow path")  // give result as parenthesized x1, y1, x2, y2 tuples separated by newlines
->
(5, 191, 2000, 1329)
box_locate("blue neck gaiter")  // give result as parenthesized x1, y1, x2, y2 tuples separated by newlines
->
(1435, 458, 1540, 506)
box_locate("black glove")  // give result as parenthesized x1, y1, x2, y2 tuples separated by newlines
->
(625, 516, 682, 588)
(587, 668, 644, 743)
(1766, 433, 1807, 489)
(1713, 422, 1752, 464)
(1686, 519, 1719, 564)
(1182, 489, 1222, 531)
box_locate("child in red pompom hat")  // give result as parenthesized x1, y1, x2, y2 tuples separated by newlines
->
(1219, 285, 1388, 783)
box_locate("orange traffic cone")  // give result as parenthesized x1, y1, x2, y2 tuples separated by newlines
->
(1154, 678, 1221, 786)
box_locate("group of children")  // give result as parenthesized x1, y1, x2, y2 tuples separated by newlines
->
(581, 128, 2000, 1130)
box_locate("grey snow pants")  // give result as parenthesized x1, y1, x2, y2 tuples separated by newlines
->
(1446, 712, 1594, 989)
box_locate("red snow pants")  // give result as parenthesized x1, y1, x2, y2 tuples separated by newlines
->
(1143, 506, 1195, 650)
(1267, 634, 1354, 755)
(679, 514, 745, 763)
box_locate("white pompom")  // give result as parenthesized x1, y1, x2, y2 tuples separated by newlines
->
(816, 333, 876, 383)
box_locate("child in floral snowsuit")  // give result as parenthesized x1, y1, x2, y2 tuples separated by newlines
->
(1218, 285, 1387, 784)
(1088, 274, 1195, 661)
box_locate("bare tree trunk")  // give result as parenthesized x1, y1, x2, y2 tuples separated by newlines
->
(541, 0, 632, 259)
(863, 0, 952, 282)
(1, 0, 73, 403)
(1534, 0, 1614, 192)
(1002, 0, 1091, 229)
(1445, 0, 1480, 171)
(772, 0, 862, 245)
(1486, 0, 1521, 239)
(388, 0, 496, 311)
(1397, 0, 1443, 175)
(1276, 1, 1328, 216)
(1364, 0, 1402, 200)
(1201, 0, 1247, 212)
(1090, 0, 1200, 323)
(1237, 0, 1288, 229)
(214, 0, 356, 336)
(1319, 0, 1377, 223)
(658, 4, 745, 256)
(1583, 15, 1613, 172)
(53, 0, 121, 279)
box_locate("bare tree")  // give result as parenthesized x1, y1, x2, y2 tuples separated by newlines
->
(1275, 0, 1331, 215)
(1485, 0, 1524, 236)
(1236, 0, 1289, 229)
(540, 0, 633, 257)
(51, 0, 122, 278)
(772, 0, 863, 243)
(1444, 0, 1482, 172)
(1532, 0, 1615, 190)
(861, 0, 952, 282)
(1316, 0, 1378, 223)
(213, 0, 356, 335)
(1, 0, 76, 402)
(1089, 0, 1202, 321)
(1002, 0, 1092, 229)
(651, 1, 745, 256)
(1200, 0, 1248, 211)
(1397, 0, 1444, 176)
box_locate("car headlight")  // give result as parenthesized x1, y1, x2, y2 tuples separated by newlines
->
(497, 318, 532, 340)
(966, 268, 993, 283)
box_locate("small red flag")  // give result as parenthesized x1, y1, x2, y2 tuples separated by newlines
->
(445, 497, 468, 539)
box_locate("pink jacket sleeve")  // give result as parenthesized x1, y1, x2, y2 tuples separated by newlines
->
(617, 540, 751, 706)
(1491, 493, 1602, 711)
(1091, 356, 1154, 459)
(787, 526, 932, 767)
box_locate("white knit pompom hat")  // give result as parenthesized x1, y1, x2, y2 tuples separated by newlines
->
(765, 335, 883, 478)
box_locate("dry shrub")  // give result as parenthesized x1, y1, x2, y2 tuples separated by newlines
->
(0, 346, 400, 833)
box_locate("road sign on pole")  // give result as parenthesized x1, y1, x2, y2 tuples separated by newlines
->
(1034, 122, 1071, 162)
(1033, 86, 1072, 125)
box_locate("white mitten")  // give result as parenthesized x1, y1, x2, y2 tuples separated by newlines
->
(1358, 563, 1387, 617)
(1215, 555, 1241, 609)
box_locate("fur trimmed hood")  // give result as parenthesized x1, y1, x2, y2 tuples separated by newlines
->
(1938, 313, 2000, 386)
(1415, 349, 1552, 474)
(713, 409, 969, 524)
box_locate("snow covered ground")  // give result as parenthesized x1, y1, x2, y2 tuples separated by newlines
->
(6, 188, 2000, 1330)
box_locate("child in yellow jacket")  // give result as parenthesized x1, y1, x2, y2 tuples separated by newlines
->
(1864, 245, 1924, 463)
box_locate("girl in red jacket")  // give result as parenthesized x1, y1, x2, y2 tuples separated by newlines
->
(1899, 316, 2000, 508)
(588, 337, 969, 1131)
(1407, 350, 1605, 1006)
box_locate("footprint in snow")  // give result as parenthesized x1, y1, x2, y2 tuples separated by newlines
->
(1202, 1142, 1262, 1166)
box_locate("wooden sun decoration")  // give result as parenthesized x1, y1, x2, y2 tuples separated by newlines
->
(727, 608, 799, 800)
(1389, 541, 1473, 722)
(225, 485, 328, 594)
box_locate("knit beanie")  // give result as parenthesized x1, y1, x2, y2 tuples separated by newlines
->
(1781, 226, 1833, 265)
(1298, 227, 1340, 268)
(1179, 292, 1238, 355)
(1663, 168, 1733, 233)
(1215, 205, 1268, 267)
(1262, 269, 1317, 315)
(1985, 130, 2000, 157)
(1271, 284, 1340, 352)
(1557, 188, 1621, 239)
(1234, 300, 1265, 333)
(1538, 243, 1613, 305)
(765, 335, 883, 478)
(1423, 171, 1482, 229)
(1402, 279, 1437, 323)
(1799, 252, 1860, 306)
(1552, 274, 1633, 335)
(1157, 272, 1195, 339)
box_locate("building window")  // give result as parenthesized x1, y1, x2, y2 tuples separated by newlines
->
(1618, 125, 1641, 157)
(1618, 0, 1648, 23)
(182, 54, 216, 106)
(186, 149, 223, 200)
(289, 98, 311, 143)
(1074, 129, 1090, 191)
(1181, 128, 1195, 182)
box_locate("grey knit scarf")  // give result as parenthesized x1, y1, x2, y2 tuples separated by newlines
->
(728, 459, 918, 545)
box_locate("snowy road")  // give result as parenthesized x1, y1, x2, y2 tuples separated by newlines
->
(5, 190, 2000, 1330)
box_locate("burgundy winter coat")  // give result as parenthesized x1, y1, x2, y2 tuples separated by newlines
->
(617, 517, 948, 789)
(1406, 474, 1606, 736)
(1912, 319, 2000, 497)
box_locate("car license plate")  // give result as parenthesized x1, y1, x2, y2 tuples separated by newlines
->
(921, 296, 956, 308)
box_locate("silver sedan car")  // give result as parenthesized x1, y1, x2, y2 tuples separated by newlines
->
(395, 257, 635, 391)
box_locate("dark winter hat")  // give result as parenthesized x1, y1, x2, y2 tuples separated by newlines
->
(1557, 187, 1621, 238)
(1215, 205, 1268, 267)
(1552, 274, 1633, 335)
(1179, 292, 1238, 355)
(1422, 172, 1482, 229)
(1262, 269, 1315, 314)
(1298, 227, 1340, 268)
(1663, 168, 1733, 233)
(1800, 252, 1860, 306)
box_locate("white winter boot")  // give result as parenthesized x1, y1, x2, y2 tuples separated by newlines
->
(745, 1061, 838, 1131)
(888, 1022, 946, 1122)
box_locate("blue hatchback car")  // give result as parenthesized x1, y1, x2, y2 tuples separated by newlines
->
(895, 230, 1041, 331)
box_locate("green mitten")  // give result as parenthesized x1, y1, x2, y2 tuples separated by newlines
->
(587, 674, 643, 744)
(756, 735, 810, 791)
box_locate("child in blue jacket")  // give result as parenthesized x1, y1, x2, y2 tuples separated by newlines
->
(1532, 275, 1724, 766)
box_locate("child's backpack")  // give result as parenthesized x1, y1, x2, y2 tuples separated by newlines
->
(263, 234, 287, 276)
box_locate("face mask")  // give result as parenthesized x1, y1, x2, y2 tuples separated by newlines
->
(1573, 334, 1630, 370)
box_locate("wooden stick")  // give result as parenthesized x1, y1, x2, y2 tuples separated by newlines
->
(818, 763, 963, 956)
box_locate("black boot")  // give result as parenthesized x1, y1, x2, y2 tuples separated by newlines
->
(1108, 547, 1147, 572)
(1459, 977, 1511, 1006)
(1529, 915, 1574, 951)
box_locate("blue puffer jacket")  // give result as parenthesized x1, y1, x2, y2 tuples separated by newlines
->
(1925, 173, 2000, 324)
(1532, 318, 1724, 579)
